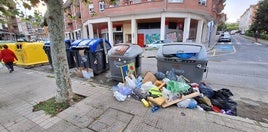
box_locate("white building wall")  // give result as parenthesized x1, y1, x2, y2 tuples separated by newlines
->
(239, 7, 252, 32)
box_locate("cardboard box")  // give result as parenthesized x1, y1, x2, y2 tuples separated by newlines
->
(74, 67, 94, 79)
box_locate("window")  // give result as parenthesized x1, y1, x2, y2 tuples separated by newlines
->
(138, 22, 160, 29)
(168, 0, 183, 3)
(115, 26, 122, 31)
(88, 4, 94, 13)
(198, 0, 207, 6)
(168, 22, 177, 29)
(99, 1, 105, 11)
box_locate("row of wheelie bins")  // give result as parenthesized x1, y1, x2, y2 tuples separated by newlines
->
(44, 38, 113, 74)
(43, 39, 144, 80)
(108, 42, 208, 83)
(1, 39, 208, 83)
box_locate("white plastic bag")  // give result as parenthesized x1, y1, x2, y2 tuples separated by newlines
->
(82, 68, 94, 79)
(162, 87, 173, 101)
(140, 81, 154, 91)
(125, 75, 136, 89)
(113, 91, 127, 101)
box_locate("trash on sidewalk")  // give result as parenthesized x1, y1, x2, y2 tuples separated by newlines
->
(111, 70, 237, 116)
(74, 67, 94, 79)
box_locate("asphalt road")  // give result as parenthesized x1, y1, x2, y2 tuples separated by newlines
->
(205, 34, 268, 123)
(207, 34, 268, 91)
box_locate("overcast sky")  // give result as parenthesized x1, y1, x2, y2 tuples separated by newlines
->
(223, 0, 260, 23)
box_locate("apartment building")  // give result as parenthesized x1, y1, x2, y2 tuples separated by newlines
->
(239, 4, 258, 33)
(0, 0, 18, 41)
(63, 0, 225, 46)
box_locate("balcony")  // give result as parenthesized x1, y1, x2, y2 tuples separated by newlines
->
(98, 0, 165, 16)
(105, 0, 163, 8)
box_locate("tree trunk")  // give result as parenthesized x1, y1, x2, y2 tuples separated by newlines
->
(45, 0, 73, 103)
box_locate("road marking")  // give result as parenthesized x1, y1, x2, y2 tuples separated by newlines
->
(213, 49, 216, 56)
(215, 45, 234, 51)
(236, 42, 241, 45)
(254, 42, 262, 45)
(233, 45, 236, 53)
(209, 45, 236, 57)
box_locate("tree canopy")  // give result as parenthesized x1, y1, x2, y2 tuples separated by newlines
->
(0, 0, 19, 23)
(250, 0, 268, 32)
(217, 22, 239, 32)
(226, 23, 239, 31)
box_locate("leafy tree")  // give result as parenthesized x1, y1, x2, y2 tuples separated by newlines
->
(226, 23, 239, 31)
(0, 0, 73, 103)
(250, 0, 268, 33)
(217, 22, 227, 31)
(0, 1, 20, 24)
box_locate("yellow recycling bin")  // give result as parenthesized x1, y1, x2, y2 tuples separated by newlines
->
(0, 41, 17, 52)
(15, 42, 48, 66)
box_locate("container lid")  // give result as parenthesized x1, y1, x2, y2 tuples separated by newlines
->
(65, 39, 71, 43)
(70, 39, 83, 47)
(70, 39, 111, 52)
(109, 44, 130, 56)
(162, 44, 202, 56)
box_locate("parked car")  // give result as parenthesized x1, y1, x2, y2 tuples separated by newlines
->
(218, 32, 231, 42)
(147, 40, 172, 49)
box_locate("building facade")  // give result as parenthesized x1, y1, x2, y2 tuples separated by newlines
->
(0, 0, 18, 41)
(239, 4, 258, 33)
(64, 0, 225, 46)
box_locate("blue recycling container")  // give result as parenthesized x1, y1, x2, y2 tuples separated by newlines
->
(70, 38, 112, 74)
(43, 39, 76, 69)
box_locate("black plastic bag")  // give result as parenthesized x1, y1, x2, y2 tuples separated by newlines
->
(155, 72, 166, 80)
(199, 82, 215, 98)
(131, 88, 148, 101)
(171, 68, 184, 76)
(213, 88, 233, 99)
(211, 88, 237, 116)
(166, 70, 177, 81)
(198, 103, 212, 111)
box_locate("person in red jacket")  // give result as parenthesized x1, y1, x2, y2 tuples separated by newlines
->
(0, 45, 18, 73)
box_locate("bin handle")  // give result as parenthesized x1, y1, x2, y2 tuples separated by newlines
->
(196, 64, 206, 70)
(196, 64, 208, 78)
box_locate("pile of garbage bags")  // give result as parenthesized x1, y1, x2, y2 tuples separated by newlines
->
(112, 69, 237, 116)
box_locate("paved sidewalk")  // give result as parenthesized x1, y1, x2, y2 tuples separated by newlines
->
(241, 35, 268, 45)
(0, 66, 268, 132)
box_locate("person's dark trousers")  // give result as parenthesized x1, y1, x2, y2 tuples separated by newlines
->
(5, 62, 14, 72)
